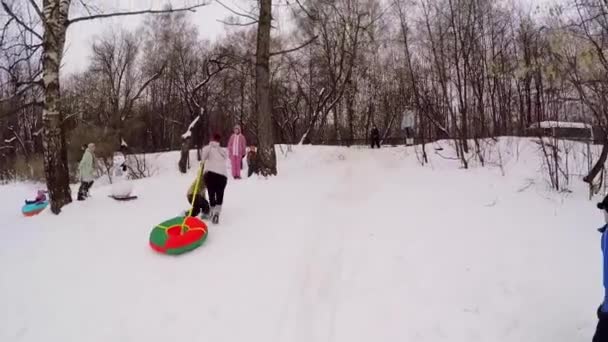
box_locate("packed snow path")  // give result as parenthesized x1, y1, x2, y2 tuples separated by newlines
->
(0, 142, 602, 341)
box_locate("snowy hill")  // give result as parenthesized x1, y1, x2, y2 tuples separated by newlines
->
(0, 138, 603, 342)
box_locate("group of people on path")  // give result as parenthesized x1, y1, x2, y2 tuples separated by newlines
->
(67, 125, 253, 225)
(186, 125, 253, 224)
(73, 125, 254, 223)
(77, 125, 257, 207)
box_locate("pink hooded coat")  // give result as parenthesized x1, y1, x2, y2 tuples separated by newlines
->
(227, 131, 247, 158)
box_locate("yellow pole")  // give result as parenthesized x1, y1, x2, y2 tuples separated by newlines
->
(182, 162, 204, 231)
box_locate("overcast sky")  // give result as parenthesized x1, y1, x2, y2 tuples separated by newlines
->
(61, 0, 549, 75)
(62, 0, 294, 75)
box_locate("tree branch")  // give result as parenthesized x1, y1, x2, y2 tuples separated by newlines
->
(1, 1, 43, 41)
(26, 0, 44, 20)
(67, 3, 209, 26)
(0, 81, 42, 104)
(192, 66, 224, 93)
(127, 64, 166, 112)
(0, 145, 15, 151)
(61, 112, 83, 125)
(217, 19, 258, 26)
(215, 0, 259, 22)
(294, 0, 317, 21)
(0, 101, 43, 120)
(77, 0, 102, 17)
(0, 17, 15, 46)
(7, 126, 28, 156)
(270, 35, 318, 57)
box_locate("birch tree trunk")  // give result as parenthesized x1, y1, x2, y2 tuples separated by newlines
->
(42, 0, 72, 213)
(255, 0, 277, 176)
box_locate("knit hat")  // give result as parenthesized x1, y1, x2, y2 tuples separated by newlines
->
(597, 195, 608, 231)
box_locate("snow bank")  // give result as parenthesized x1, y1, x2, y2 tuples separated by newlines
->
(0, 138, 602, 342)
(529, 121, 592, 129)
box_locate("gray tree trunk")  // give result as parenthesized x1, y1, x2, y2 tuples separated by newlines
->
(255, 0, 277, 176)
(42, 0, 72, 213)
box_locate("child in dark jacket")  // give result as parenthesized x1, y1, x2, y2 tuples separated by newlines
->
(370, 126, 380, 148)
(247, 146, 259, 177)
(25, 190, 47, 205)
(594, 195, 608, 341)
(185, 163, 210, 219)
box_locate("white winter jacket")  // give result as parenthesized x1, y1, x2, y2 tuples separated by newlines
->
(201, 141, 228, 177)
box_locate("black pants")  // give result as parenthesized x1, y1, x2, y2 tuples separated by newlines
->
(371, 138, 380, 148)
(187, 194, 210, 217)
(248, 159, 257, 178)
(594, 306, 608, 342)
(204, 171, 227, 207)
(77, 181, 94, 200)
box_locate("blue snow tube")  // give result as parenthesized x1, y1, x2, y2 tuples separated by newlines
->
(22, 201, 48, 217)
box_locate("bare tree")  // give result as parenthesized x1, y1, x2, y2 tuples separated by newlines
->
(255, 0, 278, 175)
(563, 0, 608, 186)
(90, 30, 166, 143)
(1, 0, 208, 213)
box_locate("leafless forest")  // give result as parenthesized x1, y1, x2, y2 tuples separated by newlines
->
(2, 0, 608, 213)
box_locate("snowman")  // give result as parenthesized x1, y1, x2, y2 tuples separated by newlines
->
(110, 152, 134, 199)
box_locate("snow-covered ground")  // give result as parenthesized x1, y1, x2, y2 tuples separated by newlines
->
(0, 138, 603, 342)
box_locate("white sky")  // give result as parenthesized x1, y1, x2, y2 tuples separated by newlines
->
(60, 0, 551, 75)
(62, 0, 294, 75)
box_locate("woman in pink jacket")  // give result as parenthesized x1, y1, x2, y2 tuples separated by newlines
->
(227, 125, 247, 179)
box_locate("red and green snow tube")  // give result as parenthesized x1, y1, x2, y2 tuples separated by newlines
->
(149, 216, 208, 255)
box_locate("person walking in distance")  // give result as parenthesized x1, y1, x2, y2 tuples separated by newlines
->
(201, 133, 229, 224)
(228, 125, 247, 179)
(371, 125, 381, 148)
(77, 143, 96, 201)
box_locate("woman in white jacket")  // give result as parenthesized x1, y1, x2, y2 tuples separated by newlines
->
(200, 133, 229, 224)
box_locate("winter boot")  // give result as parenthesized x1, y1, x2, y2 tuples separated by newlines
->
(84, 181, 94, 198)
(593, 306, 608, 342)
(77, 182, 87, 201)
(200, 210, 211, 220)
(212, 205, 221, 224)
